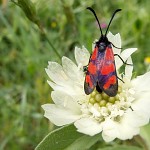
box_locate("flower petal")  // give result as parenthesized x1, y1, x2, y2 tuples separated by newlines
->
(42, 104, 81, 126)
(125, 56, 133, 79)
(62, 56, 83, 81)
(132, 71, 150, 92)
(75, 46, 90, 66)
(107, 32, 121, 55)
(74, 118, 102, 136)
(116, 48, 137, 70)
(46, 61, 85, 95)
(117, 123, 139, 140)
(47, 80, 85, 96)
(132, 93, 150, 120)
(47, 80, 63, 91)
(116, 110, 140, 140)
(102, 115, 139, 142)
(47, 80, 77, 95)
(46, 62, 70, 86)
(51, 91, 81, 114)
(102, 117, 123, 142)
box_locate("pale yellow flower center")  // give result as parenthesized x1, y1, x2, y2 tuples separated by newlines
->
(88, 86, 122, 107)
(80, 78, 135, 123)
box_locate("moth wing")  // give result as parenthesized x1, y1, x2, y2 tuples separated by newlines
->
(97, 45, 118, 97)
(84, 47, 99, 95)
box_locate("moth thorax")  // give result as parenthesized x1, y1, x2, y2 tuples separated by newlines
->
(98, 42, 107, 52)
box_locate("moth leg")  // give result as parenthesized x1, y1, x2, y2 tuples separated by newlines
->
(114, 54, 133, 66)
(83, 54, 92, 73)
(111, 43, 122, 49)
(117, 76, 124, 83)
(83, 65, 88, 73)
(130, 106, 134, 111)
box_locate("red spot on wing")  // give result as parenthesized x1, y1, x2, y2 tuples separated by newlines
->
(101, 46, 115, 75)
(105, 47, 114, 60)
(101, 63, 115, 75)
(103, 75, 116, 90)
(85, 75, 93, 88)
(91, 47, 98, 60)
(88, 62, 97, 74)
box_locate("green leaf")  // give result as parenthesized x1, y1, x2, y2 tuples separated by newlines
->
(98, 145, 143, 150)
(35, 124, 101, 150)
(140, 124, 150, 149)
(65, 134, 101, 150)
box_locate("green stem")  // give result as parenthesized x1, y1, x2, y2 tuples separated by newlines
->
(44, 34, 61, 59)
(134, 135, 149, 150)
(37, 23, 61, 59)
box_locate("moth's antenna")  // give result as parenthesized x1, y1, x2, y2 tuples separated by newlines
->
(87, 7, 103, 36)
(105, 9, 121, 36)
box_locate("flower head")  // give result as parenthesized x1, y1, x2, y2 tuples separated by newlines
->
(42, 32, 150, 142)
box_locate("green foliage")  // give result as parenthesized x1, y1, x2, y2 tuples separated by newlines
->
(35, 124, 143, 150)
(97, 146, 143, 150)
(1, 0, 150, 149)
(35, 124, 101, 150)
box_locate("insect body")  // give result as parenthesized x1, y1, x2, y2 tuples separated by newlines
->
(84, 7, 121, 97)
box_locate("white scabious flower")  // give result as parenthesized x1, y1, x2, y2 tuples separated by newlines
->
(42, 32, 150, 142)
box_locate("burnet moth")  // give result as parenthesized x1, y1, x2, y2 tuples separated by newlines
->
(84, 7, 122, 97)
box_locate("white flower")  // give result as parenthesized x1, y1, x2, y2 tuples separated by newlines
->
(42, 32, 150, 142)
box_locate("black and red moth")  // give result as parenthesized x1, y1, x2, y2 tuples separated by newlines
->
(84, 7, 121, 97)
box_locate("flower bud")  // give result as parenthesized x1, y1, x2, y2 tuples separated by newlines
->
(13, 0, 39, 24)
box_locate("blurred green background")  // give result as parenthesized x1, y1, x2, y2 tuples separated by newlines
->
(1, 0, 150, 149)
